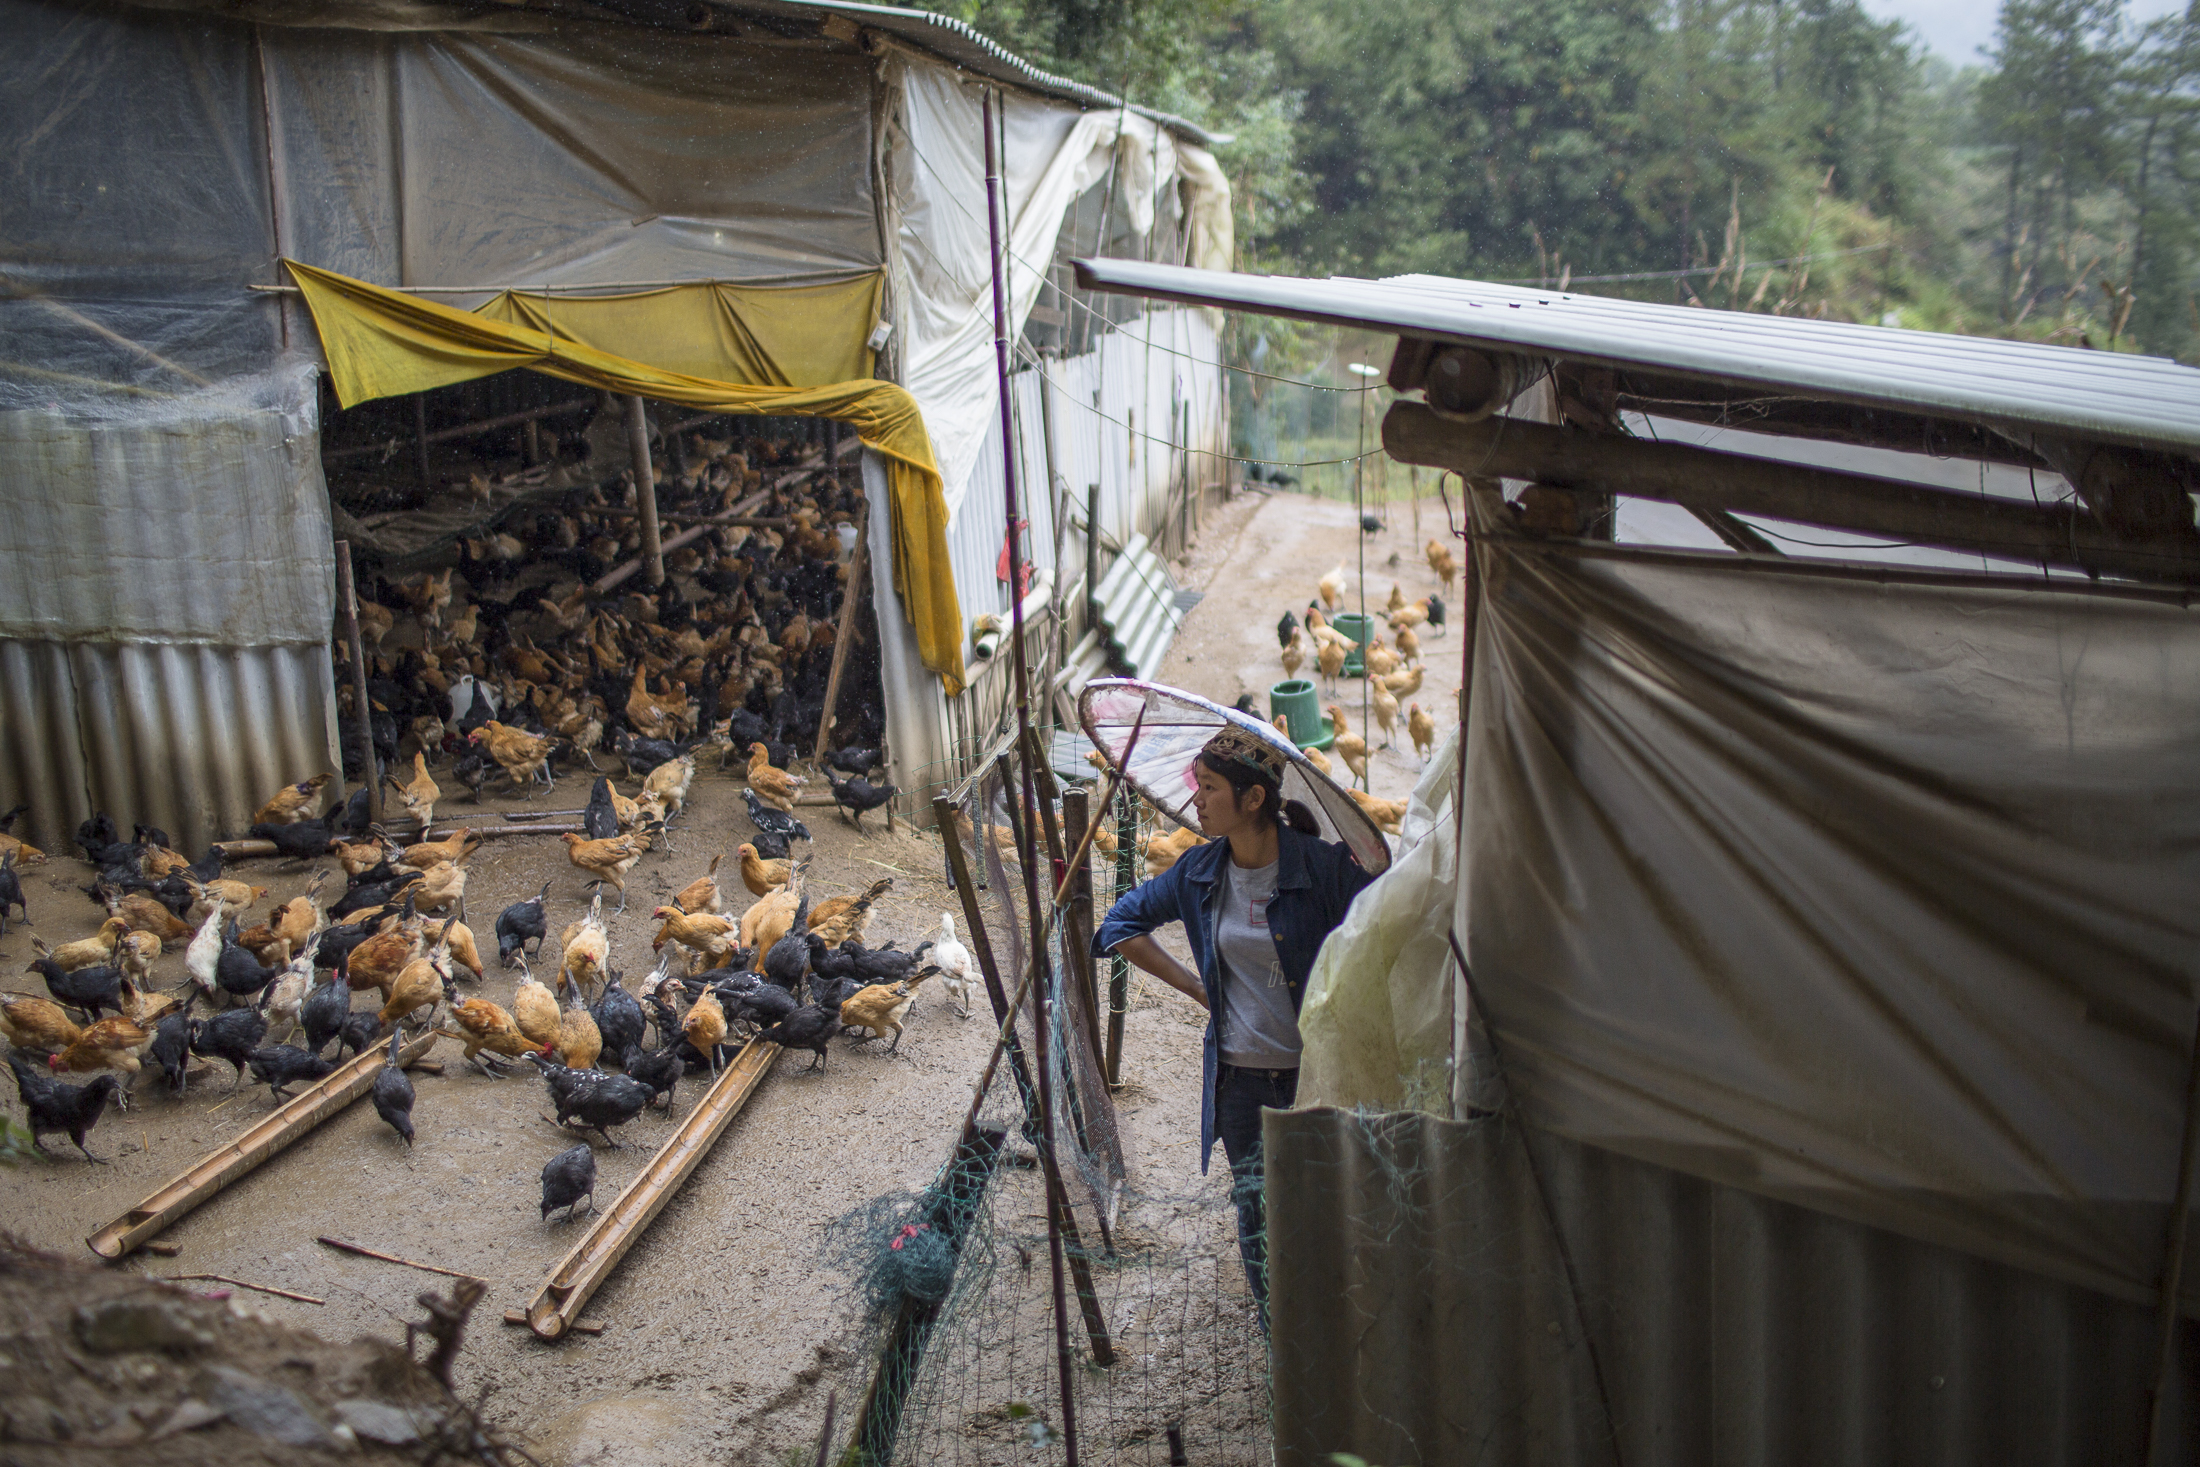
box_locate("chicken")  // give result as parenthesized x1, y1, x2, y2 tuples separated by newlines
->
(1388, 601, 1430, 634)
(1316, 636, 1347, 688)
(930, 913, 978, 1018)
(401, 828, 482, 869)
(641, 754, 696, 821)
(1381, 665, 1426, 699)
(333, 836, 393, 877)
(191, 1000, 269, 1092)
(1141, 825, 1208, 876)
(254, 773, 333, 826)
(625, 668, 691, 739)
(244, 1044, 336, 1102)
(1386, 582, 1407, 614)
(348, 920, 422, 999)
(540, 1143, 597, 1220)
(840, 970, 933, 1052)
(6, 1055, 119, 1162)
(377, 928, 453, 1030)
(810, 878, 893, 949)
(1408, 702, 1436, 760)
(511, 973, 563, 1052)
(1280, 628, 1306, 680)
(560, 832, 650, 912)
(949, 809, 1022, 866)
(756, 1003, 844, 1071)
(150, 1012, 193, 1097)
(37, 920, 129, 973)
(0, 994, 82, 1054)
(440, 996, 548, 1073)
(1427, 538, 1459, 585)
(743, 743, 807, 814)
(742, 789, 811, 848)
(0, 807, 46, 868)
(739, 877, 806, 957)
(411, 860, 467, 915)
(1364, 638, 1400, 680)
(1326, 704, 1370, 785)
(555, 983, 603, 1071)
(672, 854, 725, 916)
(652, 907, 741, 967)
(1306, 744, 1335, 776)
(1348, 787, 1408, 835)
(1396, 623, 1421, 665)
(371, 1029, 416, 1146)
(558, 897, 610, 998)
(385, 751, 443, 827)
(1318, 562, 1347, 611)
(0, 854, 25, 936)
(47, 1016, 150, 1098)
(828, 775, 898, 831)
(438, 916, 486, 981)
(497, 881, 552, 969)
(238, 874, 329, 969)
(681, 988, 729, 1075)
(1373, 683, 1400, 748)
(105, 888, 192, 948)
(471, 721, 559, 794)
(542, 1066, 655, 1147)
(28, 955, 125, 1022)
(737, 843, 796, 898)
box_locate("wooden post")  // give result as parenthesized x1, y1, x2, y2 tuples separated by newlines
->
(1104, 789, 1133, 1087)
(333, 541, 381, 822)
(1061, 789, 1106, 1077)
(625, 395, 665, 589)
(1085, 480, 1102, 633)
(933, 793, 1040, 1127)
(412, 395, 431, 490)
(812, 508, 872, 769)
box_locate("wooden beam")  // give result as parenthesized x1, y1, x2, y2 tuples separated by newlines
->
(1382, 400, 2200, 584)
(86, 1032, 437, 1259)
(626, 395, 665, 589)
(522, 1038, 777, 1340)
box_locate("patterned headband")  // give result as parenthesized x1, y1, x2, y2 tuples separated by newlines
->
(1203, 725, 1287, 782)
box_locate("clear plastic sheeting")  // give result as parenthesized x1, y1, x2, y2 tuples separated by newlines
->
(1078, 678, 1390, 875)
(1465, 534, 2200, 1309)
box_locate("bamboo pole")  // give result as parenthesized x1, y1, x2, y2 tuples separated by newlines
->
(86, 1033, 437, 1259)
(1104, 789, 1133, 1088)
(322, 398, 593, 464)
(1060, 789, 1105, 1078)
(333, 541, 381, 823)
(812, 510, 872, 768)
(626, 395, 665, 589)
(522, 1038, 778, 1340)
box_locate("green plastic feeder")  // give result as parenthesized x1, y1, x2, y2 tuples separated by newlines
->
(1329, 611, 1376, 677)
(1269, 679, 1334, 750)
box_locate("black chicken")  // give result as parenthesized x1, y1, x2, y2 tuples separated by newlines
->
(335, 1012, 384, 1060)
(336, 786, 374, 836)
(590, 969, 646, 1062)
(582, 778, 619, 840)
(150, 1011, 194, 1097)
(330, 869, 422, 920)
(810, 971, 863, 1013)
(1360, 513, 1385, 533)
(725, 981, 799, 1035)
(622, 1042, 683, 1114)
(27, 956, 123, 1021)
(841, 938, 927, 985)
(497, 882, 552, 968)
(529, 1055, 654, 1148)
(6, 1055, 119, 1162)
(742, 788, 810, 846)
(371, 1029, 415, 1147)
(247, 819, 336, 864)
(190, 994, 270, 1092)
(1426, 592, 1447, 635)
(761, 896, 812, 991)
(1276, 609, 1299, 650)
(215, 920, 283, 1001)
(302, 964, 354, 1056)
(0, 852, 26, 936)
(246, 1045, 336, 1102)
(756, 1004, 844, 1071)
(315, 912, 390, 971)
(450, 748, 496, 803)
(540, 1144, 597, 1221)
(828, 776, 898, 831)
(826, 746, 883, 777)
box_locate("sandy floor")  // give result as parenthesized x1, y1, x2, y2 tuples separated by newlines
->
(0, 482, 1412, 1464)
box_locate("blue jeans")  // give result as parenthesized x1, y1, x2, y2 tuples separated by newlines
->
(1215, 1063, 1298, 1320)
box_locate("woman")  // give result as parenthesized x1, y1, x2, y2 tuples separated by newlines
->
(1094, 724, 1376, 1317)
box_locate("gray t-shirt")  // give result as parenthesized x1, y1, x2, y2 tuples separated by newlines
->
(1215, 857, 1300, 1068)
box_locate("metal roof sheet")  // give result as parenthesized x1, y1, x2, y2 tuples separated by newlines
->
(1071, 258, 2200, 457)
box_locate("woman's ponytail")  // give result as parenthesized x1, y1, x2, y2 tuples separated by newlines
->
(1280, 799, 1320, 836)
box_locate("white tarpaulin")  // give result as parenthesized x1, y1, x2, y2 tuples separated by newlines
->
(889, 55, 1231, 515)
(1464, 532, 2200, 1309)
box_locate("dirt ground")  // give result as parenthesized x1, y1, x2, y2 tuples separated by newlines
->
(0, 482, 1410, 1464)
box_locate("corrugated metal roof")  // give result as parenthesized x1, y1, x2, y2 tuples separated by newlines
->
(1071, 258, 2200, 457)
(1090, 532, 1189, 678)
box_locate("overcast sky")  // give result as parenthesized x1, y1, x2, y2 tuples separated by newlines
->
(1860, 0, 2187, 65)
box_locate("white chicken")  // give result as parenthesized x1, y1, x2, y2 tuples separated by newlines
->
(185, 900, 226, 1002)
(930, 911, 976, 1019)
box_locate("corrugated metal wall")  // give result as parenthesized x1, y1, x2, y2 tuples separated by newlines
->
(1266, 1106, 2200, 1467)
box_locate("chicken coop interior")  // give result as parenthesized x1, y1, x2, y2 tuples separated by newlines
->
(320, 370, 890, 796)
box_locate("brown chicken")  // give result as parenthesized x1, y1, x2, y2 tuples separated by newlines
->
(49, 1017, 152, 1100)
(744, 744, 806, 812)
(0, 832, 46, 866)
(333, 836, 395, 876)
(739, 881, 804, 953)
(402, 828, 481, 869)
(411, 860, 467, 914)
(626, 668, 692, 739)
(561, 831, 650, 911)
(1326, 704, 1370, 785)
(510, 973, 562, 1051)
(641, 754, 695, 820)
(1318, 562, 1347, 611)
(346, 918, 421, 998)
(555, 984, 603, 1071)
(439, 997, 549, 1073)
(1380, 665, 1425, 699)
(114, 930, 161, 988)
(681, 988, 727, 1069)
(104, 889, 193, 949)
(0, 995, 81, 1053)
(1141, 824, 1208, 877)
(386, 751, 442, 827)
(651, 907, 740, 966)
(1396, 624, 1420, 665)
(810, 878, 893, 949)
(239, 873, 328, 968)
(436, 917, 486, 981)
(1349, 787, 1407, 835)
(377, 940, 450, 1030)
(672, 853, 725, 915)
(840, 971, 933, 1052)
(1427, 538, 1458, 585)
(471, 721, 559, 794)
(1408, 702, 1436, 761)
(949, 809, 1022, 865)
(558, 898, 610, 998)
(142, 844, 195, 880)
(1387, 601, 1430, 634)
(38, 919, 128, 973)
(737, 842, 795, 898)
(1373, 684, 1400, 748)
(187, 877, 271, 924)
(1316, 636, 1348, 687)
(255, 773, 333, 826)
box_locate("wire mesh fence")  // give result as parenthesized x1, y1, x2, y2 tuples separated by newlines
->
(825, 748, 1272, 1466)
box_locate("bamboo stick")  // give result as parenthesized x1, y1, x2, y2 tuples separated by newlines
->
(626, 395, 664, 589)
(86, 1033, 438, 1259)
(165, 1274, 324, 1305)
(812, 510, 872, 769)
(315, 1236, 484, 1283)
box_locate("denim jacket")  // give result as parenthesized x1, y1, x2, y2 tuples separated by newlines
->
(1093, 826, 1376, 1170)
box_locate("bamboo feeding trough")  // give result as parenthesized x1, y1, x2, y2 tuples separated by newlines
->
(87, 1032, 439, 1259)
(520, 1038, 779, 1341)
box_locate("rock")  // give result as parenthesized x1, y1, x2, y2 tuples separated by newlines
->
(72, 1297, 216, 1355)
(0, 1396, 68, 1443)
(147, 1400, 227, 1440)
(334, 1399, 422, 1446)
(199, 1364, 338, 1449)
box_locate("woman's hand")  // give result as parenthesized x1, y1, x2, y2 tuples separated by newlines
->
(1114, 934, 1208, 1011)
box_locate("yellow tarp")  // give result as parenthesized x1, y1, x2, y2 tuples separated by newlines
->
(475, 276, 880, 388)
(286, 260, 964, 696)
